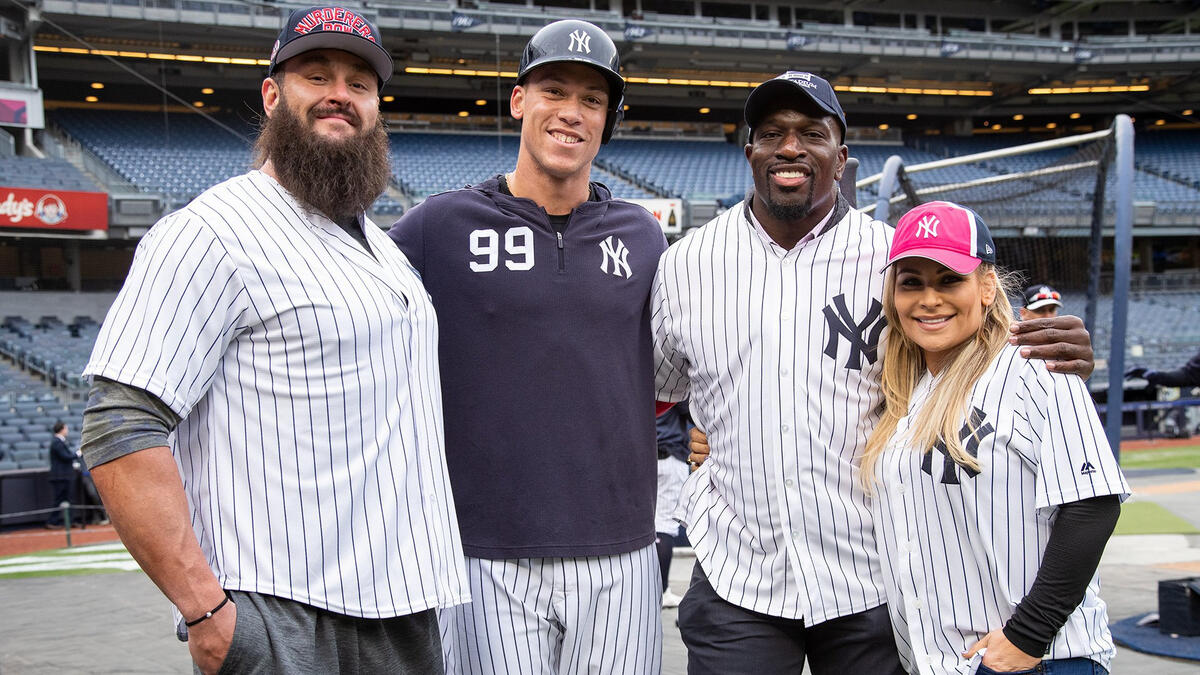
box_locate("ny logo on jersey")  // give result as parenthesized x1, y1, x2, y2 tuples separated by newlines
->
(568, 29, 591, 53)
(822, 294, 886, 371)
(599, 235, 632, 278)
(922, 407, 994, 484)
(915, 214, 939, 238)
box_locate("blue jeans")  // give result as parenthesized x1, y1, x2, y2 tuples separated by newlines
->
(977, 657, 1107, 675)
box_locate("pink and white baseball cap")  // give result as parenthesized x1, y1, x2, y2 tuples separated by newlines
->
(882, 201, 996, 275)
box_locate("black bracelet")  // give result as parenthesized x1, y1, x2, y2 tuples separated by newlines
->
(184, 591, 231, 627)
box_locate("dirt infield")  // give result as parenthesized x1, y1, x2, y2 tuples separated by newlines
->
(0, 524, 119, 557)
(1123, 437, 1200, 451)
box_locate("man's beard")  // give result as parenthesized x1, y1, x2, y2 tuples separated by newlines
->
(253, 93, 391, 223)
(761, 179, 816, 224)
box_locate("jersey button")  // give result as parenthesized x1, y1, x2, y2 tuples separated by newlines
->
(781, 424, 790, 433)
(785, 479, 794, 488)
(780, 368, 789, 377)
(912, 598, 923, 610)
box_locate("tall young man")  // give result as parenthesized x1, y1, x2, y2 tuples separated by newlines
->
(389, 19, 667, 675)
(81, 8, 466, 672)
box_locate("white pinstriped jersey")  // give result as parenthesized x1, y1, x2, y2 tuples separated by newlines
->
(872, 344, 1129, 675)
(653, 198, 893, 623)
(84, 170, 468, 619)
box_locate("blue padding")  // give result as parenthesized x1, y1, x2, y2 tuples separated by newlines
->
(1111, 612, 1200, 661)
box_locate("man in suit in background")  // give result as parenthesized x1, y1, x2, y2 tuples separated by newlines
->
(45, 421, 77, 528)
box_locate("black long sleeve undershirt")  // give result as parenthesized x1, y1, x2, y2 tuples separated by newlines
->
(1002, 494, 1121, 658)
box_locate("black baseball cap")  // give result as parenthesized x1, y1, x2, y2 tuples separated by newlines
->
(1023, 284, 1063, 311)
(269, 6, 393, 84)
(744, 71, 846, 140)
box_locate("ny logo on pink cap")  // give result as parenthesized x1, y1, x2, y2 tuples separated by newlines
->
(915, 214, 939, 238)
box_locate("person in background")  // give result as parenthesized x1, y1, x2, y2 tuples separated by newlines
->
(1019, 283, 1063, 320)
(44, 421, 77, 529)
(655, 401, 691, 608)
(1126, 348, 1200, 389)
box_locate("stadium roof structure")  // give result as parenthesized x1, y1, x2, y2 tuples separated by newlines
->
(23, 0, 1200, 130)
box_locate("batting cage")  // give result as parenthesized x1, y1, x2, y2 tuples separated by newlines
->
(857, 115, 1136, 456)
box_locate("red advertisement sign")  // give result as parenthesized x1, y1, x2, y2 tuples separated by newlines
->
(0, 186, 108, 231)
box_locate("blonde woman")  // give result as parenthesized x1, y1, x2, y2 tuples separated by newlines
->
(863, 201, 1129, 675)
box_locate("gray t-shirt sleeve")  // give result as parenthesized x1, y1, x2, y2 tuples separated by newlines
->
(80, 376, 183, 469)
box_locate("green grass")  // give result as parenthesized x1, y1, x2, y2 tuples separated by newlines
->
(1119, 444, 1200, 470)
(1113, 501, 1200, 536)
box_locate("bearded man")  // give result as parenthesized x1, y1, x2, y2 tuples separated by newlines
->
(78, 7, 467, 673)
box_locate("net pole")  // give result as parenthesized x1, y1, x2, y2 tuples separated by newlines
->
(1105, 114, 1135, 461)
(873, 155, 905, 222)
(1085, 140, 1113, 341)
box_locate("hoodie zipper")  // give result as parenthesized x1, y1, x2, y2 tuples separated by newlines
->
(556, 231, 565, 272)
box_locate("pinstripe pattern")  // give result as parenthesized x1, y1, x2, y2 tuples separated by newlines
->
(652, 200, 892, 624)
(84, 170, 468, 619)
(872, 344, 1130, 675)
(440, 546, 662, 675)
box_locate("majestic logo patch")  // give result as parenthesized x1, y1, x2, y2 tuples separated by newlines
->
(568, 29, 592, 54)
(599, 235, 631, 278)
(915, 214, 939, 238)
(822, 294, 886, 371)
(1080, 461, 1097, 475)
(923, 407, 994, 484)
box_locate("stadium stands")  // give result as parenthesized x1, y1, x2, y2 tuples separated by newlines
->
(389, 132, 658, 200)
(0, 359, 83, 470)
(47, 109, 1200, 212)
(51, 110, 409, 214)
(0, 156, 99, 192)
(0, 315, 95, 390)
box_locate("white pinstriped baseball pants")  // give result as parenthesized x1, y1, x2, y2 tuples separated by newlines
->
(440, 544, 663, 674)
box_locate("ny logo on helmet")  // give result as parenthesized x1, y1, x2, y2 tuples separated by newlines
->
(916, 214, 939, 238)
(568, 29, 591, 54)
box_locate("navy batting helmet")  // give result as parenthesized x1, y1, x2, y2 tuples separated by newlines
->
(517, 19, 625, 143)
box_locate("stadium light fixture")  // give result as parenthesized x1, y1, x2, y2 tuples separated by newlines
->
(193, 101, 204, 108)
(90, 82, 104, 89)
(1184, 109, 1194, 116)
(878, 123, 889, 130)
(475, 99, 486, 106)
(457, 111, 469, 117)
(698, 107, 710, 114)
(1012, 114, 1024, 121)
(623, 104, 630, 111)
(1046, 122, 1057, 129)
(382, 95, 395, 102)
(1069, 112, 1081, 119)
(906, 114, 918, 120)
(85, 95, 98, 102)
(1155, 119, 1166, 126)
(1027, 84, 1149, 95)
(991, 123, 1001, 130)
(201, 88, 214, 95)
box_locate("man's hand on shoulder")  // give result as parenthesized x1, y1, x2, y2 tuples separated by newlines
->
(1009, 314, 1093, 379)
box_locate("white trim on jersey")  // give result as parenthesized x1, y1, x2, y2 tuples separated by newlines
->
(85, 170, 468, 619)
(652, 200, 893, 624)
(872, 344, 1130, 675)
(440, 546, 663, 675)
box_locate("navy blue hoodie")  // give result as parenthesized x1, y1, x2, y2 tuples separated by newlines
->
(390, 177, 667, 558)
